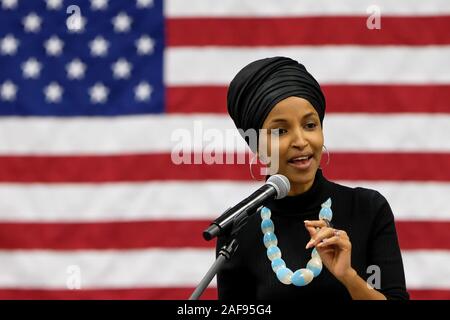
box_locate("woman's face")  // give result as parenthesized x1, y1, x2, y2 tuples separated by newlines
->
(261, 96, 324, 195)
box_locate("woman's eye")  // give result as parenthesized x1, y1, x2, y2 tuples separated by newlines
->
(306, 123, 317, 129)
(271, 128, 287, 135)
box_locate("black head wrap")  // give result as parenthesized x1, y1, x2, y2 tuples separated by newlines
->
(227, 56, 326, 150)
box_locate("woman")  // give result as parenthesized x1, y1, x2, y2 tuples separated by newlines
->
(217, 56, 409, 300)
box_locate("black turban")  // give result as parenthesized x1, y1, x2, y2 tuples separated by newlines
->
(227, 56, 326, 142)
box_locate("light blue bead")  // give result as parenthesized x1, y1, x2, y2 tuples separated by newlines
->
(259, 196, 333, 287)
(260, 207, 271, 220)
(276, 267, 293, 285)
(319, 207, 333, 221)
(261, 218, 274, 234)
(291, 268, 314, 286)
(306, 258, 323, 277)
(311, 247, 319, 259)
(322, 197, 332, 208)
(291, 270, 307, 286)
(266, 245, 281, 261)
(263, 232, 278, 248)
(271, 258, 286, 273)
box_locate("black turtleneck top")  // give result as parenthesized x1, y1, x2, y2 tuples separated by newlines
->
(216, 169, 409, 300)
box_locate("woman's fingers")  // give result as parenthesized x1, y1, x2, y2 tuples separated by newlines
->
(304, 219, 328, 228)
(317, 235, 340, 248)
(305, 226, 348, 249)
(318, 234, 352, 251)
(305, 227, 335, 249)
(305, 225, 317, 238)
(304, 220, 350, 249)
(304, 220, 327, 240)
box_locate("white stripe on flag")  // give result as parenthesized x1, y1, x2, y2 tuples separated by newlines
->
(322, 114, 450, 152)
(0, 181, 448, 222)
(166, 0, 450, 17)
(166, 46, 450, 85)
(403, 250, 450, 289)
(0, 249, 215, 288)
(0, 249, 448, 290)
(1, 114, 450, 154)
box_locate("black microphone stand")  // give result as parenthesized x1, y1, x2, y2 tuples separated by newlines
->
(188, 238, 239, 300)
(189, 208, 253, 300)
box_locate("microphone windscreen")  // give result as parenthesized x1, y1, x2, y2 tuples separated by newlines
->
(267, 174, 290, 199)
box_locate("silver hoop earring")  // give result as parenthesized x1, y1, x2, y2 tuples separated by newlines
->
(249, 154, 265, 181)
(249, 153, 257, 181)
(320, 145, 330, 168)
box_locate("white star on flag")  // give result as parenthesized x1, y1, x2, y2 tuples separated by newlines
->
(46, 0, 63, 10)
(91, 0, 108, 10)
(112, 12, 132, 33)
(44, 82, 63, 103)
(136, 0, 154, 8)
(136, 35, 155, 55)
(22, 57, 42, 79)
(66, 58, 87, 80)
(44, 36, 64, 56)
(89, 82, 109, 103)
(67, 15, 87, 33)
(89, 36, 109, 57)
(23, 13, 42, 33)
(112, 58, 132, 79)
(134, 81, 152, 102)
(0, 80, 17, 101)
(0, 34, 19, 55)
(1, 0, 18, 10)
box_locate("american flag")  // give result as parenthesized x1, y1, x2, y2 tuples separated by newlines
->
(0, 0, 449, 300)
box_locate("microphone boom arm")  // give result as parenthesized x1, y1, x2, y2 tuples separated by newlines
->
(203, 185, 275, 240)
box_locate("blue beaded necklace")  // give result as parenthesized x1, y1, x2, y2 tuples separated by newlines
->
(260, 197, 333, 286)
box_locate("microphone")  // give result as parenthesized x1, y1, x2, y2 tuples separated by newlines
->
(203, 174, 290, 241)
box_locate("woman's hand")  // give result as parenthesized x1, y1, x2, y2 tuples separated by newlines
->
(304, 220, 355, 283)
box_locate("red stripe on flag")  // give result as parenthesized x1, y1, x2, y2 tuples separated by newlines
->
(167, 85, 450, 114)
(0, 153, 449, 182)
(0, 287, 217, 300)
(0, 288, 448, 300)
(0, 153, 251, 182)
(0, 221, 447, 250)
(0, 221, 215, 249)
(408, 290, 450, 300)
(167, 86, 227, 113)
(321, 153, 450, 182)
(395, 221, 450, 250)
(167, 17, 450, 46)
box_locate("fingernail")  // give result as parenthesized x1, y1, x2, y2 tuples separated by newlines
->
(304, 220, 309, 223)
(305, 239, 314, 249)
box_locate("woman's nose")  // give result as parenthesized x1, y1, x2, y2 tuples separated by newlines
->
(291, 127, 308, 148)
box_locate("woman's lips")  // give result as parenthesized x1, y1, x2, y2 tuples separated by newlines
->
(288, 155, 313, 170)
